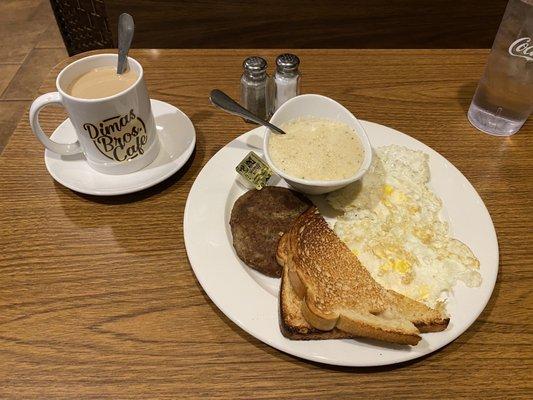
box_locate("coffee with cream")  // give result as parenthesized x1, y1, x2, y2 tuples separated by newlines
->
(66, 66, 138, 99)
(29, 53, 159, 174)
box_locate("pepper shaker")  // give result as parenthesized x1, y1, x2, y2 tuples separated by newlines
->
(240, 56, 273, 122)
(273, 53, 301, 111)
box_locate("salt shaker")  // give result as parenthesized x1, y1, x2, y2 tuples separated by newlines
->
(273, 53, 301, 111)
(240, 56, 272, 122)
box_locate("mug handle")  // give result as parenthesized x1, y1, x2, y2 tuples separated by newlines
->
(29, 92, 82, 155)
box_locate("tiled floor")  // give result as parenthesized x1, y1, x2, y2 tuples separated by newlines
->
(0, 0, 67, 154)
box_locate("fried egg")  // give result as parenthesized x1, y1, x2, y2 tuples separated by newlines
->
(327, 145, 481, 309)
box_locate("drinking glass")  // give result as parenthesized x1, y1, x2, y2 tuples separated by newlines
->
(468, 0, 532, 136)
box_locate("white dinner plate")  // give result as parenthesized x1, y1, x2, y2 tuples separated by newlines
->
(45, 99, 196, 196)
(184, 122, 498, 367)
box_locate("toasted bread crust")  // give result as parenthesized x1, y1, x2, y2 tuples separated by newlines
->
(336, 313, 420, 346)
(388, 291, 449, 332)
(279, 261, 355, 340)
(280, 262, 420, 344)
(278, 207, 449, 345)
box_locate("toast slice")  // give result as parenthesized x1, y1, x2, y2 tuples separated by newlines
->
(277, 207, 449, 345)
(279, 255, 355, 340)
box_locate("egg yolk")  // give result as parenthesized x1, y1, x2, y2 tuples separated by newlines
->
(379, 259, 412, 275)
(418, 285, 430, 300)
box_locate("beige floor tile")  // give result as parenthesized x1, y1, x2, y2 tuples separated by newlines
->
(36, 18, 65, 49)
(35, 0, 65, 49)
(0, 0, 51, 63)
(0, 101, 28, 154)
(0, 0, 66, 155)
(0, 65, 20, 96)
(0, 0, 43, 24)
(0, 25, 42, 63)
(2, 48, 68, 101)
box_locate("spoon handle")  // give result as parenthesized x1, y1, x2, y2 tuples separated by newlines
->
(209, 89, 286, 134)
(117, 13, 134, 75)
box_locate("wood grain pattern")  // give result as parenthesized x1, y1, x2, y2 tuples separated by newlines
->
(105, 0, 507, 49)
(0, 49, 532, 399)
(0, 101, 29, 154)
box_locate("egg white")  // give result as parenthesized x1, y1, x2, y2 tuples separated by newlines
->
(328, 145, 481, 309)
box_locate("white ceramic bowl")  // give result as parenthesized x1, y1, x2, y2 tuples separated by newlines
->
(263, 94, 373, 195)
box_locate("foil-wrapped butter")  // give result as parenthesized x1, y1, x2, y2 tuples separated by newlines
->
(236, 151, 273, 190)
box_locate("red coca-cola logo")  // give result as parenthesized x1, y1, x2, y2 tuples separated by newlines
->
(508, 37, 533, 62)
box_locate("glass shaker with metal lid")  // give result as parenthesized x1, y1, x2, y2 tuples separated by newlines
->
(273, 53, 301, 111)
(240, 56, 272, 121)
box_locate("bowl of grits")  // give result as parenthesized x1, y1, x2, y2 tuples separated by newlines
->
(263, 94, 372, 194)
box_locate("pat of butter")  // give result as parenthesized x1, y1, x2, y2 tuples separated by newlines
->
(236, 151, 273, 190)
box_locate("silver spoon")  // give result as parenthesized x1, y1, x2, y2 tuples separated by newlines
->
(117, 13, 134, 74)
(209, 89, 286, 134)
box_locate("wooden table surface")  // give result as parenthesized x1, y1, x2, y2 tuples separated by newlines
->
(0, 49, 531, 399)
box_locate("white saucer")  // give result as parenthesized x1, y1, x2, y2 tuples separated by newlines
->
(44, 99, 196, 195)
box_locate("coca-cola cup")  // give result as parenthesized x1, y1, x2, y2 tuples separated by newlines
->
(468, 0, 532, 136)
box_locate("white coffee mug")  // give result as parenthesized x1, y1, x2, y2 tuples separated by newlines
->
(30, 54, 160, 174)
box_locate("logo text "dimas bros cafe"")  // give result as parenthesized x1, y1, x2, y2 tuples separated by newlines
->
(83, 109, 148, 161)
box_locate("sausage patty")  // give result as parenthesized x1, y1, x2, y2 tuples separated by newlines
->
(229, 187, 311, 277)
